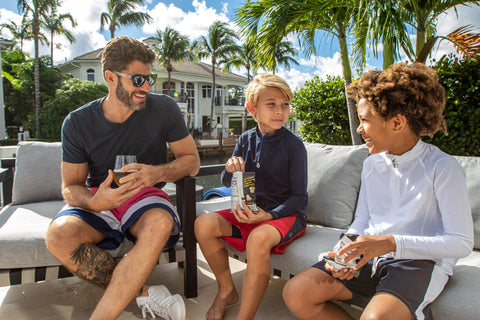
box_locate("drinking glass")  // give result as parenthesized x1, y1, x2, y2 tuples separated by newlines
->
(114, 155, 137, 186)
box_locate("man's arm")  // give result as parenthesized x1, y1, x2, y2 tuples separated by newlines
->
(161, 134, 200, 181)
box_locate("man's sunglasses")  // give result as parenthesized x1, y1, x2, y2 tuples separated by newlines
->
(114, 71, 157, 87)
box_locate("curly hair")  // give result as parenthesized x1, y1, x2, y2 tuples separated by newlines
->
(347, 63, 447, 137)
(101, 36, 156, 77)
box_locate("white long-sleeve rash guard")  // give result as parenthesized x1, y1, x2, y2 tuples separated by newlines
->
(348, 140, 474, 275)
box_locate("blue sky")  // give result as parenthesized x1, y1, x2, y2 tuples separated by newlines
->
(1, 0, 479, 90)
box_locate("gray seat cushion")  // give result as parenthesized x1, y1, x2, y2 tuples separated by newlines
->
(431, 251, 480, 320)
(0, 201, 134, 269)
(305, 143, 369, 229)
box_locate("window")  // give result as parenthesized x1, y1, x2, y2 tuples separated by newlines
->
(202, 85, 212, 98)
(86, 69, 95, 82)
(162, 81, 176, 97)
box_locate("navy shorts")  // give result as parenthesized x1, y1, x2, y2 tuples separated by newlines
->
(313, 258, 448, 320)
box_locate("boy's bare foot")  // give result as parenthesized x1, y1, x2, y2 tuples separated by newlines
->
(206, 289, 239, 320)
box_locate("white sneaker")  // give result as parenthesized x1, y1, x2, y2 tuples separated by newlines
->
(136, 285, 186, 320)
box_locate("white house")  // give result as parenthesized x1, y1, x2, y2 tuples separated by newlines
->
(58, 43, 249, 137)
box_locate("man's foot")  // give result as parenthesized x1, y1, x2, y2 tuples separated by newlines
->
(136, 285, 186, 320)
(206, 289, 239, 320)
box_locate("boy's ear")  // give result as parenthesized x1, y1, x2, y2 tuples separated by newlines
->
(246, 102, 256, 114)
(392, 114, 407, 132)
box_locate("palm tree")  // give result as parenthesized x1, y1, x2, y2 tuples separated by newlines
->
(43, 7, 76, 66)
(220, 41, 258, 131)
(267, 39, 299, 74)
(194, 21, 240, 130)
(1, 20, 33, 51)
(235, 0, 362, 145)
(100, 0, 152, 39)
(355, 0, 480, 67)
(17, 0, 58, 138)
(150, 27, 196, 96)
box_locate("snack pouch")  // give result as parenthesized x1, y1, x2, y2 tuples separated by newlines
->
(231, 172, 259, 213)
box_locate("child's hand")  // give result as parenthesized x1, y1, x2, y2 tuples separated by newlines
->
(336, 235, 396, 270)
(225, 156, 245, 173)
(324, 251, 356, 280)
(231, 202, 273, 224)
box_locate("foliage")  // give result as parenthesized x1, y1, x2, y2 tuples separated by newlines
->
(40, 78, 108, 140)
(424, 55, 480, 156)
(2, 50, 67, 133)
(292, 76, 351, 145)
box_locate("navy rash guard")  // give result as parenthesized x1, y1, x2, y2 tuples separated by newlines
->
(221, 126, 308, 219)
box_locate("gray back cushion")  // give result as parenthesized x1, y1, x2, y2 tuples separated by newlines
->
(12, 141, 63, 205)
(305, 143, 369, 229)
(454, 156, 480, 250)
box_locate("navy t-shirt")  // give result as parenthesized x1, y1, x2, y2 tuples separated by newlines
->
(61, 93, 189, 189)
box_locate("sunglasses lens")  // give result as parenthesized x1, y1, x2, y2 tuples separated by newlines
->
(131, 75, 146, 87)
(148, 74, 157, 86)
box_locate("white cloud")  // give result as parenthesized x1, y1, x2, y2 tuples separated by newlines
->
(143, 0, 229, 39)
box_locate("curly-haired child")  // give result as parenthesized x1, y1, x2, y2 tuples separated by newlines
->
(283, 63, 474, 320)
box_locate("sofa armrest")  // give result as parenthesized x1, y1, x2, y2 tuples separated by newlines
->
(198, 164, 225, 177)
(1, 158, 15, 206)
(172, 164, 224, 297)
(174, 176, 198, 298)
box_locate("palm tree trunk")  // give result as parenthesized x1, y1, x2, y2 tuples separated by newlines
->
(416, 28, 426, 61)
(339, 34, 361, 145)
(50, 32, 54, 67)
(383, 39, 395, 69)
(33, 12, 41, 139)
(242, 69, 251, 132)
(210, 62, 216, 134)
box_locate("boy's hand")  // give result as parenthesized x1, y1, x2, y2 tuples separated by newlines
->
(324, 251, 356, 280)
(225, 156, 245, 173)
(336, 235, 396, 270)
(231, 201, 273, 224)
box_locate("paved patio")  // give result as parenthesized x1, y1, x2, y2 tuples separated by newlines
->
(0, 247, 299, 320)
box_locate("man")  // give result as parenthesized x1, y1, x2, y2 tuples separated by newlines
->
(45, 36, 200, 320)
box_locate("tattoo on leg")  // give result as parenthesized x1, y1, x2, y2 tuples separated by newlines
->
(70, 243, 116, 289)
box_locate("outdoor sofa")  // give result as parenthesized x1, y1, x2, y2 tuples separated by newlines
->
(195, 142, 480, 320)
(0, 141, 199, 298)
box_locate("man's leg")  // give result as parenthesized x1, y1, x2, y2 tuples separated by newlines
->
(283, 267, 354, 320)
(45, 215, 114, 288)
(195, 212, 239, 320)
(91, 208, 174, 320)
(236, 224, 281, 320)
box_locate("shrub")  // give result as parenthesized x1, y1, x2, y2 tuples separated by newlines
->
(425, 55, 480, 156)
(40, 78, 108, 140)
(292, 76, 351, 145)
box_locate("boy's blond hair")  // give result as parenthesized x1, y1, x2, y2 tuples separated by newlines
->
(245, 73, 293, 106)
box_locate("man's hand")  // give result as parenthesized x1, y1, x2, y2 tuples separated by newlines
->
(231, 201, 273, 224)
(225, 156, 245, 173)
(117, 162, 158, 187)
(88, 169, 143, 212)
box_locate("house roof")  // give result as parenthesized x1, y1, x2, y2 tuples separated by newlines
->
(72, 48, 104, 61)
(62, 47, 247, 81)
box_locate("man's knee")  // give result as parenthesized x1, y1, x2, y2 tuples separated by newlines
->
(132, 209, 174, 243)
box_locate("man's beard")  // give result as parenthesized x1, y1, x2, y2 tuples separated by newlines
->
(116, 80, 147, 111)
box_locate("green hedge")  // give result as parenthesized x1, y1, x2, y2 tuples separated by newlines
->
(424, 55, 480, 156)
(292, 76, 351, 145)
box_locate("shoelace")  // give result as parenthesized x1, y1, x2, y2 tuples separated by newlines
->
(141, 295, 178, 319)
